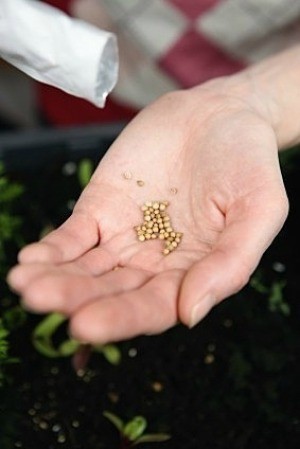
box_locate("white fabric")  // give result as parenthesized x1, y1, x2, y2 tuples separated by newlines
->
(0, 0, 119, 107)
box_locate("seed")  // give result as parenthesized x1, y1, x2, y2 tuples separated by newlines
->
(136, 200, 183, 255)
(122, 171, 132, 180)
(137, 180, 145, 187)
(170, 187, 178, 194)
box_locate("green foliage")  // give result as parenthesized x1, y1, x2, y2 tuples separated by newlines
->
(0, 163, 24, 274)
(250, 270, 290, 316)
(103, 411, 171, 447)
(0, 306, 27, 386)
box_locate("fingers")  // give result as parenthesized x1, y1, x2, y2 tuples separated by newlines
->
(18, 212, 100, 264)
(69, 269, 184, 344)
(9, 247, 117, 292)
(10, 265, 151, 314)
(179, 193, 289, 328)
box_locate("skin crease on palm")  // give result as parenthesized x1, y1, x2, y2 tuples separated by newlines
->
(7, 80, 289, 344)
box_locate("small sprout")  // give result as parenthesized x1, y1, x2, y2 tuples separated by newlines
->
(32, 313, 121, 370)
(103, 412, 171, 447)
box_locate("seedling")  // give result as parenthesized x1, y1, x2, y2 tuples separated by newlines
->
(103, 411, 171, 448)
(32, 312, 121, 370)
(250, 271, 290, 316)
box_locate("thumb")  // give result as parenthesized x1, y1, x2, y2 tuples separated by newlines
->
(178, 191, 289, 328)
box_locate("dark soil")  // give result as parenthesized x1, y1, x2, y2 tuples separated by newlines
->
(1, 147, 300, 449)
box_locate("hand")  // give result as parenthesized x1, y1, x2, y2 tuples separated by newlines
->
(7, 80, 289, 344)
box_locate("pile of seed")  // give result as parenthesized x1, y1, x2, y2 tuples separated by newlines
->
(134, 201, 183, 255)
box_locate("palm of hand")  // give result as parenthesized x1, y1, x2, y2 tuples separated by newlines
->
(8, 88, 288, 343)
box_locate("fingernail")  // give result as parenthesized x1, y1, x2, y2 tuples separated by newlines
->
(189, 295, 215, 328)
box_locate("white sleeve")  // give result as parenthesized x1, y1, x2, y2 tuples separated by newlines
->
(0, 0, 118, 107)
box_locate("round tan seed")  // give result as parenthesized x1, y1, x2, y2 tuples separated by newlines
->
(144, 215, 151, 222)
(138, 235, 145, 242)
(145, 233, 151, 239)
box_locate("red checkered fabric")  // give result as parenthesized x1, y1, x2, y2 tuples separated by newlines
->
(40, 0, 300, 125)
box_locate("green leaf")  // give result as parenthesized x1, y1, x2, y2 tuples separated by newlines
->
(101, 344, 121, 365)
(124, 416, 147, 442)
(32, 313, 67, 358)
(78, 159, 94, 188)
(58, 339, 80, 356)
(103, 411, 124, 432)
(133, 433, 171, 445)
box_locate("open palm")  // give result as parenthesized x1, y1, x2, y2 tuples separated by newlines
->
(8, 85, 289, 343)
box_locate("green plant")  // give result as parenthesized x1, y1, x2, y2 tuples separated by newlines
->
(0, 307, 26, 387)
(103, 411, 171, 448)
(32, 312, 121, 370)
(250, 271, 290, 316)
(0, 163, 24, 275)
